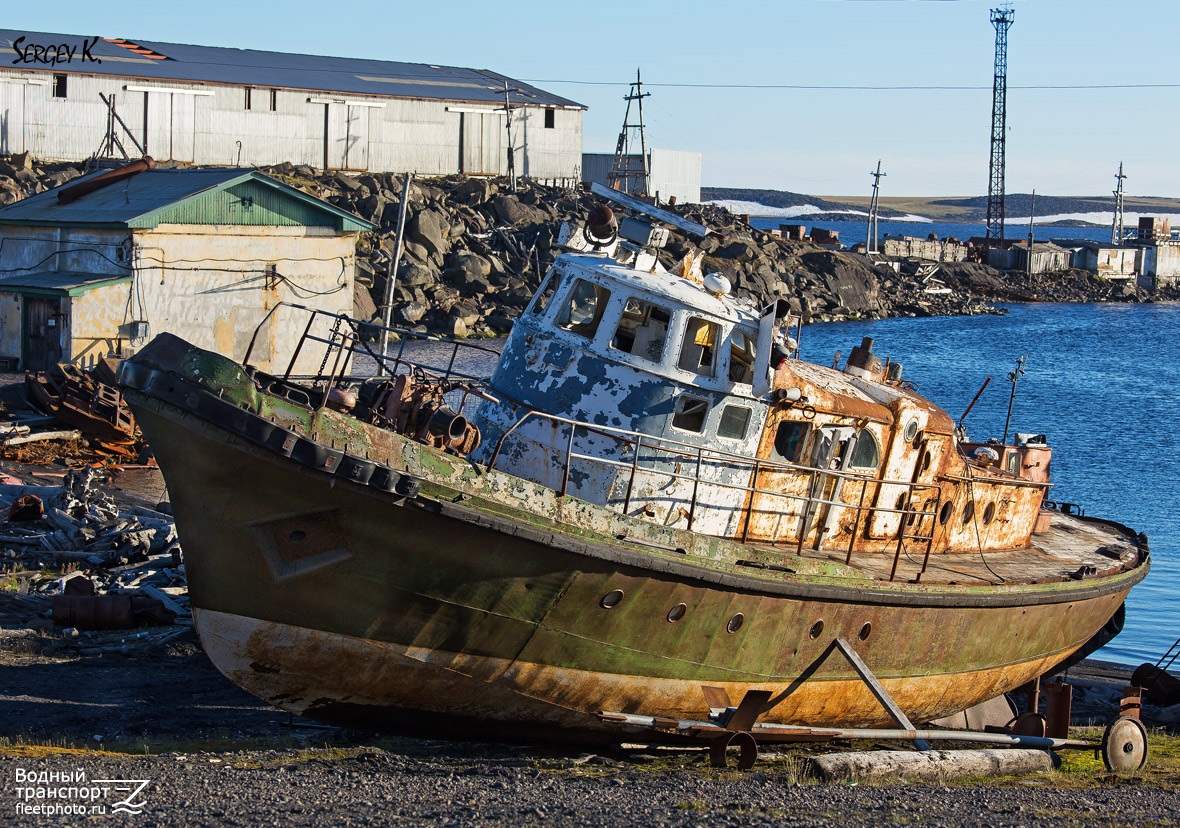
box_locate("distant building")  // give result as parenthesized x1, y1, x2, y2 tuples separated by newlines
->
(0, 163, 372, 372)
(0, 30, 584, 178)
(1133, 217, 1180, 290)
(581, 149, 702, 204)
(878, 234, 968, 263)
(1050, 239, 1137, 280)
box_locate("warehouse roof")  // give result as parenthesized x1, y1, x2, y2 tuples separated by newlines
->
(0, 165, 375, 231)
(0, 29, 583, 109)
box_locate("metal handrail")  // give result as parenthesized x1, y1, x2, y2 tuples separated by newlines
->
(245, 301, 501, 387)
(267, 303, 945, 569)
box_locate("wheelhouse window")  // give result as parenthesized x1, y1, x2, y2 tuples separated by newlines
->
(611, 296, 671, 363)
(772, 421, 808, 463)
(727, 326, 757, 384)
(718, 405, 752, 441)
(848, 429, 880, 470)
(525, 269, 558, 317)
(671, 395, 709, 433)
(556, 278, 611, 340)
(678, 317, 719, 377)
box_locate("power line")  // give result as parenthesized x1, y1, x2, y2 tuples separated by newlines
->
(522, 78, 1180, 91)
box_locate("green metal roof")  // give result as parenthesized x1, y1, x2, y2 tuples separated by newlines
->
(0, 271, 132, 297)
(0, 168, 374, 232)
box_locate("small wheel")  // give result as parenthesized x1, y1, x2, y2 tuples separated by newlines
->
(1101, 716, 1148, 772)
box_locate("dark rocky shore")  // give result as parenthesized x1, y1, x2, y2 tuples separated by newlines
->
(1, 153, 1171, 343)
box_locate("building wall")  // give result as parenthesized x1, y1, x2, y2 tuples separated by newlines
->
(69, 280, 137, 366)
(133, 225, 358, 373)
(581, 150, 703, 204)
(0, 223, 359, 373)
(0, 70, 583, 179)
(648, 149, 701, 205)
(880, 236, 968, 262)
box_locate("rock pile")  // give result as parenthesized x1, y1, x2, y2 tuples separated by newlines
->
(0, 153, 1162, 340)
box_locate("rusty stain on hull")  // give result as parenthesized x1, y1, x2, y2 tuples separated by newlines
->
(118, 258, 1149, 744)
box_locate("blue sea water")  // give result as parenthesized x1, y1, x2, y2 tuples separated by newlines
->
(798, 303, 1178, 667)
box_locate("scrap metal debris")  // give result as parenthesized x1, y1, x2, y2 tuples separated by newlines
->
(24, 360, 142, 457)
(0, 466, 188, 652)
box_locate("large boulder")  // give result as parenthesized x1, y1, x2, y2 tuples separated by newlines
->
(409, 209, 451, 257)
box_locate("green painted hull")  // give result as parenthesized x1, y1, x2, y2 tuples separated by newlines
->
(120, 337, 1148, 742)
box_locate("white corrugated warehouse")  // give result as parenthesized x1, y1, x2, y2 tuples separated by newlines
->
(0, 30, 584, 178)
(581, 149, 702, 205)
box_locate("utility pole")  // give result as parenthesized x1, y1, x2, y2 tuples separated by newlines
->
(866, 160, 886, 255)
(502, 81, 519, 193)
(1026, 189, 1035, 277)
(985, 5, 1014, 247)
(1111, 162, 1127, 244)
(608, 69, 651, 196)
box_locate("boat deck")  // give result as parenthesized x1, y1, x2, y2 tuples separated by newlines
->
(788, 511, 1141, 586)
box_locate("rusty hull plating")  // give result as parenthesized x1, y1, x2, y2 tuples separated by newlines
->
(118, 237, 1148, 744)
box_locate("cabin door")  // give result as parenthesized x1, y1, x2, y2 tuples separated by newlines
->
(799, 425, 855, 549)
(23, 296, 66, 371)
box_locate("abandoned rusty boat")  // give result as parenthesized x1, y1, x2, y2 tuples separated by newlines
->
(118, 201, 1148, 744)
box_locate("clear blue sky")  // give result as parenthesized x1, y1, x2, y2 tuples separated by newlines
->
(9, 0, 1177, 198)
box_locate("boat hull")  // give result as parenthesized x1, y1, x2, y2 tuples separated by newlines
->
(126, 386, 1145, 742)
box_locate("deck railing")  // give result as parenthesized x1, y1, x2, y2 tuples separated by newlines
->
(251, 304, 943, 580)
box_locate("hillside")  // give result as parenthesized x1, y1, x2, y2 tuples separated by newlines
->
(704, 187, 1180, 223)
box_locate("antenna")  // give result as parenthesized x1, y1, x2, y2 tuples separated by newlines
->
(1111, 162, 1127, 245)
(1002, 355, 1026, 444)
(608, 69, 651, 196)
(866, 160, 886, 254)
(985, 5, 1014, 248)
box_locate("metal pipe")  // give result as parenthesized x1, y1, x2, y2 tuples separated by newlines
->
(378, 171, 412, 377)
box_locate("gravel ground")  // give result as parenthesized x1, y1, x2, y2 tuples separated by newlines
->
(4, 745, 1178, 827)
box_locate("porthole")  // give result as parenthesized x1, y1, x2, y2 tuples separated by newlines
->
(983, 503, 996, 524)
(904, 419, 919, 442)
(667, 603, 687, 622)
(962, 501, 975, 525)
(938, 501, 953, 525)
(726, 613, 745, 634)
(600, 589, 624, 609)
(858, 622, 872, 641)
(809, 619, 824, 640)
(288, 530, 306, 543)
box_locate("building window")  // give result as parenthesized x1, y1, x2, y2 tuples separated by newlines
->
(544, 107, 555, 129)
(244, 87, 253, 110)
(52, 74, 67, 98)
(270, 88, 278, 111)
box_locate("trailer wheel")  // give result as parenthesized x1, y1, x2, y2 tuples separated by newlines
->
(1101, 716, 1148, 772)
